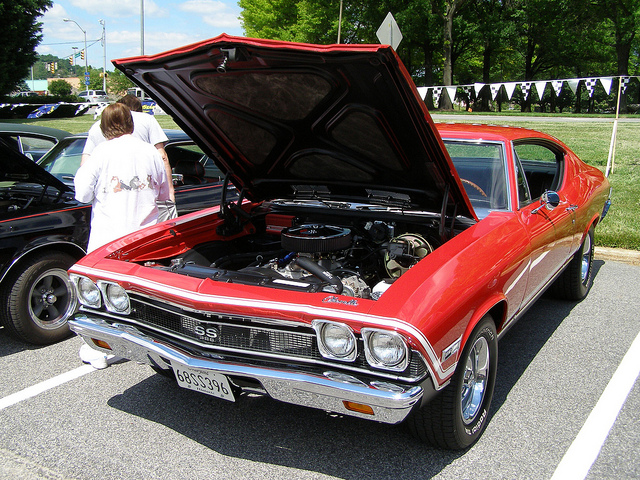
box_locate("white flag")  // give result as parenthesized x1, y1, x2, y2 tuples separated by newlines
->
(417, 87, 429, 100)
(490, 84, 501, 100)
(503, 82, 518, 100)
(535, 81, 548, 101)
(520, 82, 532, 99)
(444, 86, 457, 104)
(567, 79, 579, 94)
(474, 83, 485, 96)
(599, 77, 613, 95)
(552, 80, 563, 97)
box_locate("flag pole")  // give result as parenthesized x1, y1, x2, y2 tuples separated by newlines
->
(605, 76, 623, 177)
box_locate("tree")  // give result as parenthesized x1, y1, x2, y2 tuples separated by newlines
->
(107, 69, 134, 96)
(48, 79, 72, 96)
(0, 0, 53, 95)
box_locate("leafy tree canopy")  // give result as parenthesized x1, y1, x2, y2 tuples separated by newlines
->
(0, 0, 53, 95)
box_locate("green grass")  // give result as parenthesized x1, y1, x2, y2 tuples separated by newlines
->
(6, 114, 639, 250)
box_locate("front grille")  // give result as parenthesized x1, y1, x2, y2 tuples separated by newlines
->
(128, 296, 427, 380)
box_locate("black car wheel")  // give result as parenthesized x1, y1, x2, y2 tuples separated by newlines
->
(408, 315, 497, 449)
(0, 252, 77, 345)
(552, 226, 595, 301)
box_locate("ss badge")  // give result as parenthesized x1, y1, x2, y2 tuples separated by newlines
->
(194, 324, 220, 341)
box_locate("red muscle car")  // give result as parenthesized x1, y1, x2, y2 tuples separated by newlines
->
(67, 35, 611, 449)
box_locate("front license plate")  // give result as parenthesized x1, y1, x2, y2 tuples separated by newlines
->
(171, 362, 235, 402)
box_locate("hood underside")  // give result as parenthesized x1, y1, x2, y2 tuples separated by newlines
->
(0, 138, 70, 192)
(113, 34, 474, 218)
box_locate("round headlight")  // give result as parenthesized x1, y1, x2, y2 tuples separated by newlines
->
(313, 321, 356, 361)
(363, 329, 408, 370)
(104, 283, 130, 314)
(77, 277, 101, 307)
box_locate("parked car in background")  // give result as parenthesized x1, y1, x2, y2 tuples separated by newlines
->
(0, 122, 70, 161)
(77, 90, 109, 103)
(67, 35, 611, 449)
(0, 131, 232, 345)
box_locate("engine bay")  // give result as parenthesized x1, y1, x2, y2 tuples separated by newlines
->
(149, 204, 448, 300)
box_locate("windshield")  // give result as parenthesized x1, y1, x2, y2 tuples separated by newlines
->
(443, 140, 509, 218)
(37, 137, 85, 184)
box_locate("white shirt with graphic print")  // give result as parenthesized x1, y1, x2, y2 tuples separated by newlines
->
(74, 134, 170, 252)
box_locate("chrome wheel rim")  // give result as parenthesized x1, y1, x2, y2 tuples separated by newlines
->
(580, 234, 592, 285)
(460, 336, 490, 424)
(28, 269, 77, 330)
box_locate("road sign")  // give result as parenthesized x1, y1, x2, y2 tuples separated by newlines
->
(376, 12, 403, 50)
(85, 72, 90, 79)
(85, 79, 90, 86)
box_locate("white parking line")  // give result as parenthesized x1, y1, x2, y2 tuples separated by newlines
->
(0, 364, 95, 411)
(551, 330, 640, 480)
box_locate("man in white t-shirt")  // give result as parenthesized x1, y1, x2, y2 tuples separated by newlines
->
(74, 103, 170, 252)
(81, 94, 175, 202)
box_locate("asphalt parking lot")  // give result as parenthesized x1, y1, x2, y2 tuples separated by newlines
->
(1, 259, 639, 480)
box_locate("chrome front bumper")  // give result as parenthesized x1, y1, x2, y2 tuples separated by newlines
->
(69, 315, 424, 424)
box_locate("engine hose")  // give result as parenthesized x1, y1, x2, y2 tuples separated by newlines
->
(293, 256, 343, 295)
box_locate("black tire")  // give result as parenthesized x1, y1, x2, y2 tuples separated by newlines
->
(551, 226, 594, 301)
(408, 316, 497, 449)
(0, 252, 78, 345)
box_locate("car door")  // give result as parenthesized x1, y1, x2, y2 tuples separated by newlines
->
(513, 141, 576, 306)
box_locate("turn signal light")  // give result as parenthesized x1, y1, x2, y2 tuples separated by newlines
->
(92, 339, 112, 350)
(343, 401, 374, 415)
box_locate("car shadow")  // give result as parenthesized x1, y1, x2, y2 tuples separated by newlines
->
(106, 261, 605, 479)
(0, 326, 43, 357)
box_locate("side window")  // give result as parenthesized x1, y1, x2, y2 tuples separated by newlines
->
(513, 142, 563, 201)
(513, 152, 532, 208)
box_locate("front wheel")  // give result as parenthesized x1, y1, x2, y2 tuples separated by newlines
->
(552, 226, 594, 301)
(408, 315, 497, 449)
(0, 252, 78, 345)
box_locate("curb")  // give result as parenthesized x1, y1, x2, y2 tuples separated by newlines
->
(595, 247, 640, 266)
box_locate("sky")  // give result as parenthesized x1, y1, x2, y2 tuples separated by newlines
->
(38, 0, 245, 70)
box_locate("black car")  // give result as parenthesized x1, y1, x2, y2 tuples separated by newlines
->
(0, 130, 232, 345)
(0, 122, 71, 161)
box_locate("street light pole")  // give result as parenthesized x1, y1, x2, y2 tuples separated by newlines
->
(140, 0, 145, 55)
(99, 19, 106, 91)
(64, 18, 88, 83)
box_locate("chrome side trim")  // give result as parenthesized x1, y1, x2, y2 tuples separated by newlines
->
(70, 315, 424, 424)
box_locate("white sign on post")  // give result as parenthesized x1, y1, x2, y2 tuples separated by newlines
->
(376, 12, 403, 50)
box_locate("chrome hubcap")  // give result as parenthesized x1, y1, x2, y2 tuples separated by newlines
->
(581, 234, 592, 284)
(28, 269, 76, 330)
(460, 336, 490, 424)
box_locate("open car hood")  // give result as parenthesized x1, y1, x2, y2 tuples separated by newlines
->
(0, 138, 70, 193)
(114, 34, 474, 219)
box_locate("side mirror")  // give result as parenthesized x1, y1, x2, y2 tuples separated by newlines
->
(532, 190, 560, 214)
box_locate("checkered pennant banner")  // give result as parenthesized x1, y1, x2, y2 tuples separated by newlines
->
(552, 80, 563, 97)
(462, 85, 474, 99)
(490, 84, 501, 100)
(431, 87, 443, 106)
(621, 76, 631, 93)
(585, 78, 598, 97)
(520, 82, 532, 99)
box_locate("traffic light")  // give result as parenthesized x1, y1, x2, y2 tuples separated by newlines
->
(81, 50, 85, 60)
(69, 56, 74, 65)
(49, 62, 55, 73)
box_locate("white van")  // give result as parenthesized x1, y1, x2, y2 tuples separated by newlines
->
(78, 90, 109, 102)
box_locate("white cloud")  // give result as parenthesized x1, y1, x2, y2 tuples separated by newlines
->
(179, 0, 241, 29)
(68, 0, 168, 18)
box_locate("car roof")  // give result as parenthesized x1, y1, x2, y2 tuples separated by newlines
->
(0, 122, 71, 142)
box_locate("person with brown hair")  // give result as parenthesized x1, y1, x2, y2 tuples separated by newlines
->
(74, 103, 170, 252)
(81, 94, 175, 205)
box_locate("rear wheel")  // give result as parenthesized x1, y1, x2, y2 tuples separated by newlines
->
(0, 252, 77, 344)
(408, 315, 497, 449)
(552, 226, 594, 301)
